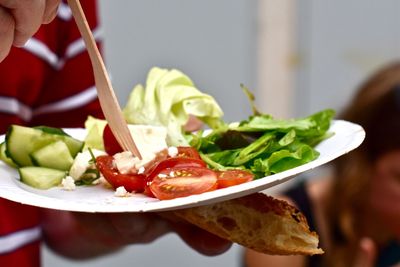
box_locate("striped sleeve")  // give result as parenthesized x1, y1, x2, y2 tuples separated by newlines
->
(30, 0, 105, 128)
(0, 1, 102, 266)
(0, 0, 104, 134)
(0, 199, 41, 267)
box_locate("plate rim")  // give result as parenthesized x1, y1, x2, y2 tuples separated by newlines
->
(0, 120, 365, 212)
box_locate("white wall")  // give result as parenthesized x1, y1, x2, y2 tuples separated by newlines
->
(99, 0, 258, 123)
(294, 0, 400, 117)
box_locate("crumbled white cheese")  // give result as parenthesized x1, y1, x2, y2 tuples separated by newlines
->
(169, 171, 175, 177)
(111, 125, 169, 174)
(61, 176, 76, 191)
(168, 146, 178, 157)
(113, 151, 136, 174)
(158, 173, 167, 178)
(127, 125, 168, 159)
(69, 149, 106, 180)
(113, 150, 157, 173)
(138, 166, 145, 174)
(114, 186, 130, 197)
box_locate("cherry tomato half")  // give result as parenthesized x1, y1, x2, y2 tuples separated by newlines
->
(144, 151, 207, 197)
(149, 166, 217, 200)
(95, 155, 145, 192)
(103, 124, 123, 155)
(176, 146, 202, 160)
(216, 169, 254, 189)
(145, 157, 207, 182)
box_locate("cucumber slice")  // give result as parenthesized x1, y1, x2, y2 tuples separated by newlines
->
(30, 141, 74, 171)
(19, 166, 66, 189)
(0, 142, 17, 167)
(34, 126, 69, 136)
(5, 125, 83, 166)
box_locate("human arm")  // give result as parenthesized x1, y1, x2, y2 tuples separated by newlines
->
(41, 209, 232, 259)
(0, 0, 61, 62)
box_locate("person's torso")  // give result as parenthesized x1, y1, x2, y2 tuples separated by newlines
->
(0, 198, 41, 267)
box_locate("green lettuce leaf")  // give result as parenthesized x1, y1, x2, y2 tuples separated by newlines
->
(251, 142, 319, 176)
(82, 116, 107, 151)
(235, 109, 335, 137)
(123, 67, 224, 146)
(190, 109, 335, 178)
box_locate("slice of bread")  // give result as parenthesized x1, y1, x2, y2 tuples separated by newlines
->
(174, 193, 324, 255)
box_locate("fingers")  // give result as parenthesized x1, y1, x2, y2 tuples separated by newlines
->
(0, 6, 14, 62)
(106, 213, 171, 244)
(75, 211, 231, 256)
(352, 238, 377, 267)
(0, 0, 61, 61)
(112, 211, 232, 255)
(183, 115, 203, 132)
(43, 0, 61, 24)
(173, 222, 232, 256)
(0, 0, 46, 47)
(160, 212, 232, 256)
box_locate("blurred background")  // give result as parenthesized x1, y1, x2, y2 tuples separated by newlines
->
(43, 0, 400, 266)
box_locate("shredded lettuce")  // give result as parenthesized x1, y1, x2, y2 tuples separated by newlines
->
(123, 67, 224, 146)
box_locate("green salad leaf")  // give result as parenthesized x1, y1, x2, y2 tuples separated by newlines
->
(83, 66, 335, 180)
(190, 109, 335, 178)
(123, 67, 224, 146)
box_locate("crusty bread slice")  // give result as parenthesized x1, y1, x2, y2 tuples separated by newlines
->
(174, 193, 324, 255)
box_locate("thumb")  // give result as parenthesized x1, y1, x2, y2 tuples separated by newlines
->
(352, 237, 377, 267)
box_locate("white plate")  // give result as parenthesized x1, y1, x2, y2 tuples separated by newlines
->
(0, 120, 365, 213)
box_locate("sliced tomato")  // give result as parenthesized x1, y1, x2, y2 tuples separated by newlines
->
(149, 166, 217, 200)
(216, 169, 254, 189)
(176, 146, 202, 160)
(143, 185, 156, 198)
(145, 157, 206, 180)
(95, 155, 146, 192)
(103, 124, 123, 155)
(142, 153, 207, 197)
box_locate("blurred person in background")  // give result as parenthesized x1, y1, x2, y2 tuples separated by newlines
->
(0, 1, 230, 266)
(244, 61, 400, 267)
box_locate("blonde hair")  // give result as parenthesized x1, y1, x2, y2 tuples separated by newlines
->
(325, 61, 400, 267)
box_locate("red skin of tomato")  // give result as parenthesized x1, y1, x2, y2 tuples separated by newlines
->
(142, 157, 207, 197)
(149, 166, 218, 200)
(95, 155, 146, 192)
(103, 124, 123, 155)
(215, 169, 254, 189)
(99, 129, 220, 199)
(144, 157, 207, 182)
(176, 146, 202, 160)
(142, 146, 205, 184)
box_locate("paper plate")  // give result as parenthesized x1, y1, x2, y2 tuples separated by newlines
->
(0, 120, 365, 212)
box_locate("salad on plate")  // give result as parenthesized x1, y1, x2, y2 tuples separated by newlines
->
(0, 67, 335, 201)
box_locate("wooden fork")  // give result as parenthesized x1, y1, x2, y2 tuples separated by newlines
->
(67, 0, 142, 159)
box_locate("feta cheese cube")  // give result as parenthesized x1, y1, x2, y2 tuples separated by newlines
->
(69, 149, 106, 180)
(61, 176, 76, 191)
(168, 146, 178, 157)
(113, 151, 136, 174)
(127, 125, 168, 161)
(114, 186, 130, 197)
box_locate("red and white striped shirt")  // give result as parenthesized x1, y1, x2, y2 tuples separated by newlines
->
(0, 1, 103, 266)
